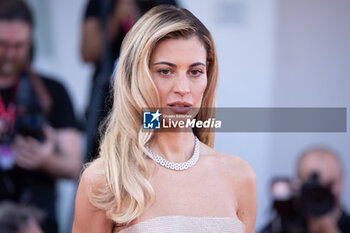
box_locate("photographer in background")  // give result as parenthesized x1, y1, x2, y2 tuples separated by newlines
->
(0, 1, 82, 232)
(297, 147, 350, 233)
(260, 147, 350, 233)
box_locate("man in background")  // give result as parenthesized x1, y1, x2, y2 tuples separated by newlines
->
(260, 146, 350, 233)
(297, 147, 350, 233)
(0, 1, 82, 232)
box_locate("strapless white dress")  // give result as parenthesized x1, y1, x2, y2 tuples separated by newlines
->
(116, 215, 245, 233)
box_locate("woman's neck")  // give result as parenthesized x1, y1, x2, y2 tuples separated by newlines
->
(148, 131, 197, 163)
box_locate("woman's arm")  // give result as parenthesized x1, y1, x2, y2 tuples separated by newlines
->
(72, 163, 114, 233)
(235, 159, 258, 233)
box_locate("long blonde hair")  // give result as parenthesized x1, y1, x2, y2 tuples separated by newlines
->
(90, 5, 219, 224)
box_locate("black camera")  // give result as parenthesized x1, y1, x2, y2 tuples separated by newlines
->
(300, 173, 335, 217)
(267, 173, 336, 233)
(14, 113, 45, 142)
(15, 73, 46, 142)
(0, 72, 45, 145)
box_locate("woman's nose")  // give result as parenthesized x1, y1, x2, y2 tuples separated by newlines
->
(173, 72, 190, 96)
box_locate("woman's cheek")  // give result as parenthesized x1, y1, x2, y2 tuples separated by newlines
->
(195, 77, 208, 106)
(199, 76, 208, 94)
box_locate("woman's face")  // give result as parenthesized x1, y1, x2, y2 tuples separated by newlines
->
(150, 36, 207, 114)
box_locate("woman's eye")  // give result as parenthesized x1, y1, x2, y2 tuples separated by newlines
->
(189, 69, 204, 77)
(157, 69, 174, 76)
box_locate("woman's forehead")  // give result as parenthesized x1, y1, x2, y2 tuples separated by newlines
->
(151, 37, 206, 63)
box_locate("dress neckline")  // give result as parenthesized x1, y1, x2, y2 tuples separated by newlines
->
(116, 215, 245, 232)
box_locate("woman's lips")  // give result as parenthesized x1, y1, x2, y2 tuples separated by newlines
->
(169, 105, 191, 114)
(168, 102, 192, 114)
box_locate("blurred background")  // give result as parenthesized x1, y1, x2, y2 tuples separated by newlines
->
(17, 0, 350, 232)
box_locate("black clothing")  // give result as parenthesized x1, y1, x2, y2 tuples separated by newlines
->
(338, 210, 350, 233)
(84, 0, 122, 161)
(259, 209, 350, 233)
(0, 74, 77, 233)
(83, 0, 178, 161)
(0, 76, 76, 128)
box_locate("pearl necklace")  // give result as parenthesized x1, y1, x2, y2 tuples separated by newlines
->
(145, 137, 200, 171)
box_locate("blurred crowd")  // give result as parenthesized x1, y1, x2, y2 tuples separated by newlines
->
(0, 0, 348, 233)
(0, 0, 178, 232)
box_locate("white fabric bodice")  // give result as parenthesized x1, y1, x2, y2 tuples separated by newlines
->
(116, 215, 245, 233)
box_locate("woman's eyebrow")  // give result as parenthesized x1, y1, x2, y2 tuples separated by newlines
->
(189, 62, 206, 67)
(152, 61, 176, 67)
(152, 61, 206, 67)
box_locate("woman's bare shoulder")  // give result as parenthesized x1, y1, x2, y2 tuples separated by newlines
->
(201, 142, 256, 180)
(80, 157, 105, 186)
(201, 143, 257, 232)
(72, 157, 113, 233)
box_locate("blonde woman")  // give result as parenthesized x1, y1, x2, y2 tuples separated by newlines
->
(72, 5, 257, 233)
